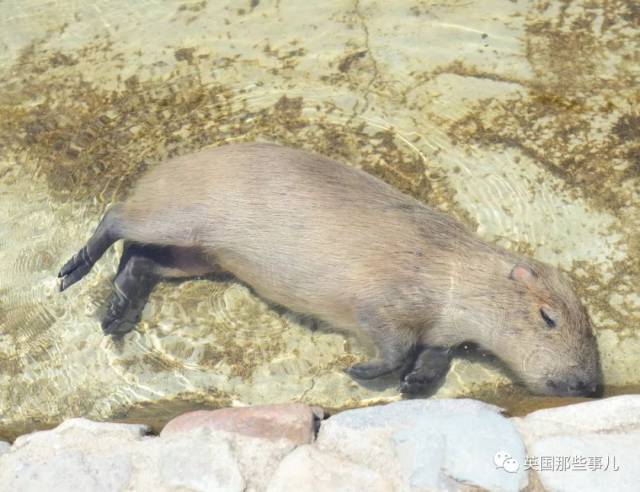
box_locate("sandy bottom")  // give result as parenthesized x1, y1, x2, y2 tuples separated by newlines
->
(0, 0, 638, 439)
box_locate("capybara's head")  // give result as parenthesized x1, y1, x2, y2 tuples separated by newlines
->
(487, 262, 602, 397)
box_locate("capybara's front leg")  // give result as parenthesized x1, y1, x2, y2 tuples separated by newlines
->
(58, 206, 123, 291)
(399, 346, 451, 394)
(345, 307, 415, 380)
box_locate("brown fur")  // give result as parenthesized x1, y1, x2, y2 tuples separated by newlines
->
(63, 143, 602, 395)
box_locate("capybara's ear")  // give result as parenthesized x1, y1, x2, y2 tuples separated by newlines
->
(509, 263, 537, 284)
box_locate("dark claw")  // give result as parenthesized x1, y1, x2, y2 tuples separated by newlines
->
(58, 250, 93, 291)
(101, 315, 136, 338)
(399, 380, 431, 394)
(59, 264, 92, 291)
(58, 257, 75, 278)
(399, 360, 449, 394)
(399, 370, 436, 394)
(100, 292, 142, 338)
(59, 250, 86, 277)
(345, 360, 394, 380)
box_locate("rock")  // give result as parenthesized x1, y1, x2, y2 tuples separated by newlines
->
(5, 398, 639, 492)
(315, 399, 527, 492)
(525, 433, 639, 492)
(161, 404, 318, 491)
(0, 416, 291, 492)
(513, 394, 640, 441)
(513, 395, 640, 492)
(229, 433, 297, 492)
(0, 419, 144, 492)
(0, 451, 133, 492)
(157, 426, 296, 492)
(161, 403, 321, 445)
(11, 418, 149, 449)
(131, 428, 245, 492)
(267, 445, 393, 492)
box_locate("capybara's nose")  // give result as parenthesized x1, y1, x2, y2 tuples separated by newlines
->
(567, 378, 591, 395)
(546, 376, 601, 397)
(580, 381, 603, 398)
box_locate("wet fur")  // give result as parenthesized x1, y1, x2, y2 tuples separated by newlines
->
(59, 143, 602, 396)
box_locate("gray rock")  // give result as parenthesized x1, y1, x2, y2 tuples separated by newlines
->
(11, 418, 149, 449)
(149, 427, 289, 492)
(513, 395, 640, 492)
(0, 418, 146, 492)
(513, 394, 640, 441)
(0, 418, 280, 492)
(0, 451, 133, 492)
(526, 432, 640, 492)
(155, 429, 245, 492)
(267, 445, 393, 492)
(316, 399, 527, 492)
(0, 419, 146, 491)
(9, 397, 638, 492)
(230, 433, 297, 492)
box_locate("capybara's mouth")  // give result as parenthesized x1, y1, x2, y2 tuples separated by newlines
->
(545, 378, 602, 398)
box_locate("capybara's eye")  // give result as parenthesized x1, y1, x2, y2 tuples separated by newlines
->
(540, 307, 557, 328)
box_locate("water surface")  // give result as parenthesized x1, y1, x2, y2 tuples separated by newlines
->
(0, 0, 638, 440)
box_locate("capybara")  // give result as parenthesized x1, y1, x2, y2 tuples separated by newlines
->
(58, 143, 602, 396)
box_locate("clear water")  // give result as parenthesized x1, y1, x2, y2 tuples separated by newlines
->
(0, 0, 638, 440)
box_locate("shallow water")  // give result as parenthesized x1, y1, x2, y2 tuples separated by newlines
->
(0, 0, 639, 440)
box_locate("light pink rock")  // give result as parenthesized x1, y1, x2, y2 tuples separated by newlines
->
(161, 404, 322, 445)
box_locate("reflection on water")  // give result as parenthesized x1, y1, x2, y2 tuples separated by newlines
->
(0, 0, 638, 439)
(494, 385, 640, 418)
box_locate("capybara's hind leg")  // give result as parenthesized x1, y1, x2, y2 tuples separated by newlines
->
(399, 346, 451, 394)
(345, 307, 415, 380)
(102, 243, 214, 337)
(101, 242, 163, 337)
(58, 206, 124, 291)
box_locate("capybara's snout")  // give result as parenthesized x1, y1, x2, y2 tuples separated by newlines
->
(545, 371, 603, 398)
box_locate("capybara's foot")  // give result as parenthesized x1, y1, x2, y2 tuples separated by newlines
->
(58, 248, 94, 291)
(101, 292, 141, 338)
(101, 314, 137, 339)
(345, 359, 396, 380)
(399, 369, 444, 394)
(58, 206, 122, 292)
(399, 346, 451, 394)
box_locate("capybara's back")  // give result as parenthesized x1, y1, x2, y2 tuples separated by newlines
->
(59, 142, 601, 397)
(120, 143, 472, 328)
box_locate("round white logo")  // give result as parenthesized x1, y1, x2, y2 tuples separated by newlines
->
(494, 451, 520, 473)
